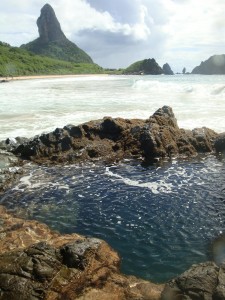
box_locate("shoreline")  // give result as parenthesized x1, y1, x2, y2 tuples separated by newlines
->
(0, 73, 109, 82)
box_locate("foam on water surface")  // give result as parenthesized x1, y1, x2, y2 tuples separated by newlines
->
(1, 156, 225, 282)
(1, 74, 225, 140)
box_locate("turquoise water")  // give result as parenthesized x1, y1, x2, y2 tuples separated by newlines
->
(1, 155, 225, 282)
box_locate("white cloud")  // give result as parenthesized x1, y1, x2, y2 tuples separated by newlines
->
(0, 0, 225, 71)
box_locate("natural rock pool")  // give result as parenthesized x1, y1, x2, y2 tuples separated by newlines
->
(1, 155, 225, 283)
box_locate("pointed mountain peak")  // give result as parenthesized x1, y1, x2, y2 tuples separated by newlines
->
(37, 3, 66, 43)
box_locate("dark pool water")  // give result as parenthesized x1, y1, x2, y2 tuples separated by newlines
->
(1, 155, 225, 283)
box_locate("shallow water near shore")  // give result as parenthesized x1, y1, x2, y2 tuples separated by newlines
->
(1, 74, 225, 282)
(1, 74, 225, 140)
(1, 155, 225, 283)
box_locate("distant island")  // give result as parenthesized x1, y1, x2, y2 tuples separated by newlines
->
(192, 54, 225, 74)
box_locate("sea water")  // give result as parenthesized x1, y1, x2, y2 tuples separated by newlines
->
(1, 74, 225, 282)
(1, 74, 225, 140)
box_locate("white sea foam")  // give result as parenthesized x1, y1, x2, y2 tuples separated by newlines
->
(105, 167, 173, 194)
(1, 74, 225, 140)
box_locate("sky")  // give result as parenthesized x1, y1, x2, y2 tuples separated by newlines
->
(0, 0, 225, 72)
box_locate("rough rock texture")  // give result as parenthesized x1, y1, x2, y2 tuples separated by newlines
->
(37, 3, 66, 43)
(0, 149, 22, 193)
(11, 106, 218, 164)
(162, 63, 174, 75)
(21, 4, 93, 63)
(0, 205, 163, 299)
(161, 261, 225, 300)
(215, 133, 225, 153)
(192, 54, 225, 74)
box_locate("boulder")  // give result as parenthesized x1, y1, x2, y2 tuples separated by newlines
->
(0, 149, 22, 193)
(12, 106, 218, 164)
(161, 262, 225, 300)
(215, 132, 225, 153)
(0, 205, 163, 299)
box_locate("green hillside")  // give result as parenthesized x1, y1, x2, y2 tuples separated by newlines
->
(124, 58, 163, 75)
(0, 42, 103, 77)
(21, 38, 93, 64)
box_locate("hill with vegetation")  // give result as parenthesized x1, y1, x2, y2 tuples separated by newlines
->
(0, 42, 102, 77)
(123, 58, 163, 75)
(21, 4, 93, 64)
(192, 54, 225, 74)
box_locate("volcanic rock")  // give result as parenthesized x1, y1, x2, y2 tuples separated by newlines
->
(37, 3, 66, 43)
(21, 4, 93, 63)
(214, 132, 225, 153)
(12, 106, 218, 164)
(161, 262, 225, 300)
(0, 205, 163, 299)
(0, 149, 22, 193)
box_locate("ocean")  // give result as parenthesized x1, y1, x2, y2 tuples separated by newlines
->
(1, 74, 225, 283)
(1, 74, 225, 140)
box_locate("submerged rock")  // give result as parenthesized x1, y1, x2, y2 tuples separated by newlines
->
(12, 106, 218, 164)
(0, 206, 163, 299)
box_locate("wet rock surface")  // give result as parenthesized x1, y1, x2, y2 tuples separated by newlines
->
(215, 133, 225, 153)
(161, 261, 225, 300)
(10, 106, 218, 164)
(0, 149, 22, 193)
(0, 206, 163, 299)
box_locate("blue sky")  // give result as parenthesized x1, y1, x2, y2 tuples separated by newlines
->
(1, 0, 225, 72)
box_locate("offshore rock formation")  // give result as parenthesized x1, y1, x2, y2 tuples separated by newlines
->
(123, 58, 163, 75)
(21, 4, 93, 63)
(162, 262, 225, 299)
(192, 54, 225, 74)
(37, 3, 66, 43)
(11, 106, 218, 164)
(162, 63, 174, 75)
(0, 205, 163, 299)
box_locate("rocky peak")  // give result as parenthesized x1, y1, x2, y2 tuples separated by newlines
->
(37, 3, 66, 43)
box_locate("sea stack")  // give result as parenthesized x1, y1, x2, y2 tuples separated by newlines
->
(37, 4, 66, 43)
(21, 3, 93, 63)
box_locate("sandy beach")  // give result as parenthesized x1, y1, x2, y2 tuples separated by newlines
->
(0, 74, 108, 82)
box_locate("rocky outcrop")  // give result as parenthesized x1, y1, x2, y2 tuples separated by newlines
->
(192, 54, 225, 74)
(21, 4, 93, 64)
(215, 133, 225, 153)
(161, 261, 225, 300)
(37, 4, 66, 43)
(123, 58, 163, 75)
(0, 205, 163, 299)
(10, 106, 218, 164)
(0, 149, 22, 193)
(162, 63, 174, 75)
